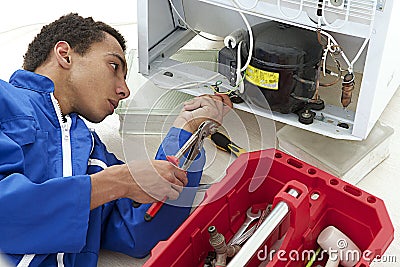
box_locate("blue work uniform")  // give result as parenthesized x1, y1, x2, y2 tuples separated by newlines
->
(0, 70, 205, 267)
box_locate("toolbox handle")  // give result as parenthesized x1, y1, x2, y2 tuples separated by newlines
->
(272, 180, 310, 237)
(268, 180, 311, 267)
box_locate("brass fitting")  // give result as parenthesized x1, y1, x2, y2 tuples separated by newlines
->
(208, 225, 241, 267)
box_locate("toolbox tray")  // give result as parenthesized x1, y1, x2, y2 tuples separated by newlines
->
(143, 149, 394, 267)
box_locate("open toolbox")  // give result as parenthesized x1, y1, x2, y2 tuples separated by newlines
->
(143, 149, 394, 267)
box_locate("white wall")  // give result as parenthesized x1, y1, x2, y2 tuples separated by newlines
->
(0, 0, 138, 80)
(0, 0, 139, 160)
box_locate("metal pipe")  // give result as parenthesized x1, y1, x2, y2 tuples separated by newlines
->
(227, 189, 299, 266)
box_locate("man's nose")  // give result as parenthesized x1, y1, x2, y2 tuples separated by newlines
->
(117, 81, 130, 99)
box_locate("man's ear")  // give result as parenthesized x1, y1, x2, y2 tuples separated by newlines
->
(54, 41, 72, 69)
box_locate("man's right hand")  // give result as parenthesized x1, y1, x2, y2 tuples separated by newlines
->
(89, 160, 187, 210)
(126, 159, 188, 203)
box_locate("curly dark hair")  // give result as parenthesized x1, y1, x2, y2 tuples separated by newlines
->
(23, 13, 126, 71)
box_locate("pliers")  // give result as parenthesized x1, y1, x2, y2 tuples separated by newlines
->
(167, 120, 219, 170)
(144, 120, 219, 222)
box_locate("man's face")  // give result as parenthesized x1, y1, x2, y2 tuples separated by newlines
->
(67, 33, 130, 123)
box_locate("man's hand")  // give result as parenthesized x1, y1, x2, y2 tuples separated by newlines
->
(89, 94, 233, 210)
(90, 160, 187, 209)
(173, 94, 233, 133)
(126, 160, 188, 203)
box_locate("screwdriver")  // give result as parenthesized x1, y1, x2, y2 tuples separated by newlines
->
(210, 132, 246, 157)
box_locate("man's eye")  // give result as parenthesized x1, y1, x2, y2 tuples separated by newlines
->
(111, 63, 119, 71)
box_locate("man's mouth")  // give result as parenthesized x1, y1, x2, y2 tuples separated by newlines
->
(109, 99, 118, 109)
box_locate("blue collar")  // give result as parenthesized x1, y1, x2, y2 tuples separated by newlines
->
(9, 69, 55, 94)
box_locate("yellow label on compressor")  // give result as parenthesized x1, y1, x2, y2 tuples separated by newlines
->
(245, 65, 279, 90)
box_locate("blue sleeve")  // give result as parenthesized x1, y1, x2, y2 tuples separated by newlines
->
(0, 130, 91, 254)
(101, 127, 205, 258)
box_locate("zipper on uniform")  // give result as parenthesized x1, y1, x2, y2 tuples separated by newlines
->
(50, 93, 73, 177)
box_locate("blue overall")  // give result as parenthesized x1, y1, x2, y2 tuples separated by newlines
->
(0, 70, 204, 266)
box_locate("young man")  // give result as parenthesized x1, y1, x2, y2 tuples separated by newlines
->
(0, 13, 232, 266)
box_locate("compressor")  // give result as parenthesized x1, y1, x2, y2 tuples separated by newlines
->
(218, 21, 324, 124)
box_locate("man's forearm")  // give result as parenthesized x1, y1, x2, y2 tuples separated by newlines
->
(90, 165, 130, 210)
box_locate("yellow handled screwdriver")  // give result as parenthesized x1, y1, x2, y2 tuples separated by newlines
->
(210, 132, 246, 157)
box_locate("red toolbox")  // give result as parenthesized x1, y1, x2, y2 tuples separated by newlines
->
(143, 149, 394, 267)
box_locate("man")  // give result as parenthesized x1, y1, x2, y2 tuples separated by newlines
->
(0, 13, 232, 266)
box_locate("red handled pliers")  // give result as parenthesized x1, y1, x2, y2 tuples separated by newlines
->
(144, 120, 218, 222)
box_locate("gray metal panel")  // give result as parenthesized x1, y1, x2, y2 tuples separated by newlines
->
(138, 0, 194, 75)
(138, 0, 176, 75)
(183, 0, 264, 37)
(148, 0, 176, 48)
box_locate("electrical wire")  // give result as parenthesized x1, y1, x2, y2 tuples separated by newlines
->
(165, 0, 369, 92)
(316, 4, 352, 74)
(155, 72, 222, 90)
(166, 0, 368, 92)
(223, 0, 372, 75)
(167, 0, 223, 42)
(230, 0, 254, 93)
(318, 0, 374, 73)
(163, 0, 254, 94)
(238, 21, 253, 72)
(319, 29, 352, 72)
(209, 72, 246, 95)
(351, 0, 377, 67)
(236, 41, 246, 93)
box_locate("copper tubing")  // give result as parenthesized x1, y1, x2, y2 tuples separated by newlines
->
(341, 73, 355, 108)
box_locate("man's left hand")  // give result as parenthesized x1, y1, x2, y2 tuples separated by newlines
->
(173, 94, 233, 133)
